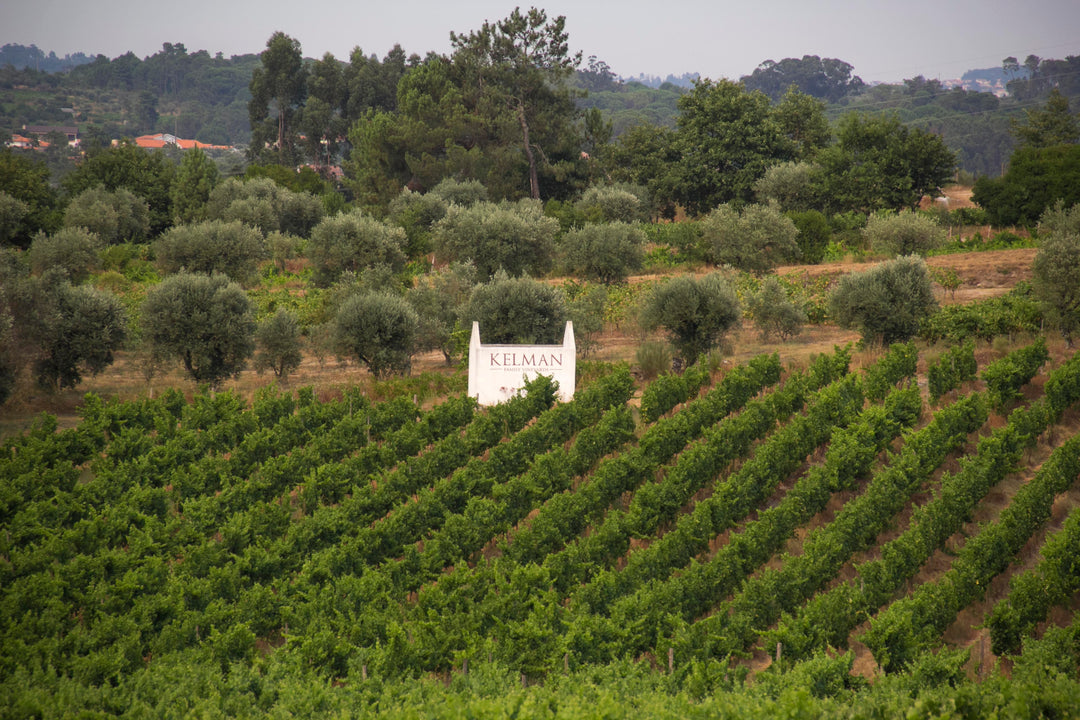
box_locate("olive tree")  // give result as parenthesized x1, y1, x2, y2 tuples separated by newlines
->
(746, 276, 806, 341)
(62, 185, 150, 244)
(432, 199, 558, 279)
(0, 192, 31, 246)
(334, 292, 418, 377)
(559, 222, 645, 284)
(701, 202, 801, 275)
(464, 271, 568, 344)
(27, 227, 101, 282)
(141, 272, 256, 386)
(154, 220, 267, 283)
(388, 189, 449, 258)
(576, 184, 648, 223)
(864, 209, 945, 257)
(16, 273, 127, 391)
(1032, 203, 1080, 345)
(205, 177, 324, 237)
(640, 272, 741, 363)
(428, 177, 489, 207)
(407, 261, 476, 364)
(254, 308, 304, 381)
(307, 211, 408, 287)
(829, 255, 937, 345)
(752, 161, 821, 212)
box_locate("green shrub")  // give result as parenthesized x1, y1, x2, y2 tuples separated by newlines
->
(334, 292, 419, 377)
(864, 210, 945, 257)
(559, 222, 645, 284)
(701, 203, 801, 275)
(829, 255, 937, 345)
(464, 272, 568, 345)
(154, 220, 267, 284)
(635, 340, 671, 381)
(641, 273, 741, 363)
(746, 276, 806, 341)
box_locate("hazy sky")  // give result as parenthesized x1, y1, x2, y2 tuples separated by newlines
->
(4, 0, 1079, 83)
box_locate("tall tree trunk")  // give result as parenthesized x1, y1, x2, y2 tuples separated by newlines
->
(277, 105, 286, 152)
(517, 101, 540, 199)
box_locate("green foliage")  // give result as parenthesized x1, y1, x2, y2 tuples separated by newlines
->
(387, 189, 448, 258)
(170, 147, 220, 224)
(432, 200, 558, 280)
(980, 338, 1049, 411)
(604, 123, 681, 219)
(639, 363, 710, 423)
(22, 275, 127, 391)
(641, 221, 706, 264)
(334, 292, 418, 377)
(27, 227, 100, 282)
(988, 507, 1080, 656)
(565, 282, 607, 357)
(153, 219, 267, 284)
(1011, 88, 1080, 149)
(672, 79, 790, 213)
(62, 185, 151, 245)
(248, 32, 307, 165)
(407, 262, 476, 364)
(742, 55, 865, 103)
(700, 203, 801, 275)
(576, 184, 648, 224)
(0, 149, 60, 246)
(864, 210, 946, 257)
(927, 340, 977, 403)
(635, 340, 672, 381)
(307, 211, 408, 288)
(641, 273, 741, 363)
(0, 306, 16, 404)
(266, 231, 302, 274)
(428, 178, 489, 207)
(863, 430, 1080, 673)
(1032, 208, 1080, 344)
(862, 341, 919, 403)
(254, 308, 303, 381)
(559, 222, 645, 284)
(787, 209, 831, 264)
(815, 113, 956, 213)
(973, 144, 1080, 227)
(205, 177, 325, 238)
(61, 143, 176, 236)
(746, 276, 806, 341)
(465, 272, 568, 345)
(920, 283, 1043, 344)
(829, 255, 937, 345)
(141, 272, 256, 386)
(753, 161, 820, 212)
(0, 191, 30, 247)
(449, 8, 584, 202)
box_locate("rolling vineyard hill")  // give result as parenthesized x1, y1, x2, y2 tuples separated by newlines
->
(3, 340, 1080, 717)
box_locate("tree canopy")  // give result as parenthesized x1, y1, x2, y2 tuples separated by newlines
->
(141, 272, 256, 387)
(248, 32, 307, 165)
(741, 55, 865, 103)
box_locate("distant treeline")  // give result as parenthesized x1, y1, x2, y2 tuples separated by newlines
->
(0, 43, 94, 73)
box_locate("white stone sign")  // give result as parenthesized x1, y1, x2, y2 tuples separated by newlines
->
(467, 321, 576, 406)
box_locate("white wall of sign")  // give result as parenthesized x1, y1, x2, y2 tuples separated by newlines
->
(467, 321, 576, 406)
